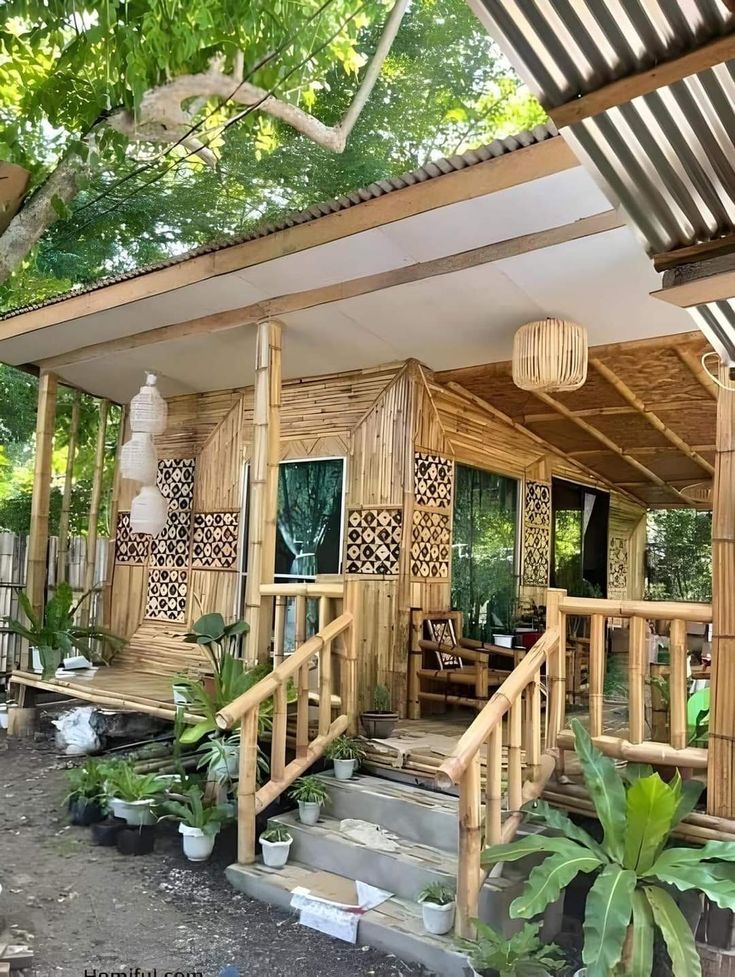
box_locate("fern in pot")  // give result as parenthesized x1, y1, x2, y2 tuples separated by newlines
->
(162, 785, 231, 862)
(325, 735, 365, 781)
(417, 881, 456, 935)
(288, 775, 329, 825)
(260, 824, 294, 868)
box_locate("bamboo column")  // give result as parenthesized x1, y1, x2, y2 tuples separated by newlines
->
(243, 320, 282, 664)
(708, 363, 735, 818)
(103, 407, 125, 630)
(57, 390, 81, 585)
(456, 751, 482, 938)
(80, 398, 109, 626)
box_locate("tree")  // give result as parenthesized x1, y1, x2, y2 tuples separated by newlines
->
(646, 508, 712, 603)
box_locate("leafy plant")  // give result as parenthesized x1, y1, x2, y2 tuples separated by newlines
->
(5, 582, 125, 678)
(183, 612, 249, 674)
(65, 758, 106, 804)
(458, 920, 563, 977)
(162, 785, 231, 836)
(417, 881, 454, 906)
(371, 684, 392, 713)
(288, 775, 329, 805)
(481, 719, 735, 977)
(325, 735, 366, 762)
(196, 732, 269, 785)
(106, 762, 165, 803)
(261, 825, 293, 844)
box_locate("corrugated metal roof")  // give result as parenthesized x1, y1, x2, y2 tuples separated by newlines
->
(1, 122, 558, 320)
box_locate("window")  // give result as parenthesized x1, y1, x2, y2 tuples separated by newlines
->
(551, 478, 609, 597)
(451, 464, 519, 643)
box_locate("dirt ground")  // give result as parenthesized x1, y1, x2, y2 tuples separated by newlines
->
(0, 721, 427, 977)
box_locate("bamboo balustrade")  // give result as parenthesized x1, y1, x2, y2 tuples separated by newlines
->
(215, 581, 356, 864)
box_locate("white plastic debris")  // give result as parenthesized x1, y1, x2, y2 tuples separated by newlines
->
(52, 706, 101, 755)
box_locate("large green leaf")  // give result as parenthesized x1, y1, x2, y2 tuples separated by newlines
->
(623, 773, 679, 873)
(192, 612, 225, 639)
(481, 835, 587, 867)
(571, 719, 627, 862)
(650, 862, 735, 911)
(510, 849, 602, 919)
(672, 779, 706, 827)
(644, 885, 701, 977)
(649, 840, 735, 874)
(581, 863, 636, 977)
(178, 720, 216, 744)
(522, 799, 608, 860)
(630, 888, 654, 977)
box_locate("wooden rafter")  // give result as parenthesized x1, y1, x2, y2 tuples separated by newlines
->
(653, 234, 735, 273)
(569, 445, 715, 457)
(589, 358, 714, 476)
(549, 32, 735, 129)
(675, 345, 719, 401)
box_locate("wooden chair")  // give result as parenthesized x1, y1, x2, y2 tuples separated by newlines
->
(407, 609, 523, 719)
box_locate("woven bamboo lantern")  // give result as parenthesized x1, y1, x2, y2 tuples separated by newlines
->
(130, 485, 169, 536)
(512, 317, 588, 392)
(682, 481, 713, 505)
(120, 433, 158, 483)
(129, 372, 167, 434)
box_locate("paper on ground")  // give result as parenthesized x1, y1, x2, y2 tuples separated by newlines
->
(291, 880, 393, 943)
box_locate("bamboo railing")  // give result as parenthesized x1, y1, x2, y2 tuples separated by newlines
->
(216, 581, 356, 864)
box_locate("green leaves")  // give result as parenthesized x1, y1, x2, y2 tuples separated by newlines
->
(510, 849, 602, 919)
(649, 862, 735, 912)
(522, 799, 608, 860)
(571, 719, 626, 862)
(623, 773, 680, 873)
(481, 834, 587, 867)
(629, 889, 654, 977)
(644, 886, 701, 977)
(582, 864, 636, 977)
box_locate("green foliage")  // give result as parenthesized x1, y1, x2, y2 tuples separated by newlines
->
(458, 920, 563, 977)
(162, 785, 231, 835)
(325, 734, 366, 762)
(106, 762, 165, 802)
(65, 757, 107, 803)
(647, 509, 712, 603)
(417, 881, 454, 906)
(372, 683, 392, 713)
(260, 824, 293, 844)
(481, 719, 735, 977)
(288, 774, 329, 805)
(4, 581, 125, 677)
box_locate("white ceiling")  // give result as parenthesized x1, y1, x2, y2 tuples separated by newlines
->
(0, 164, 694, 401)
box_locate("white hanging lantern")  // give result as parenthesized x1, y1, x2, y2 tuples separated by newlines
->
(129, 372, 168, 434)
(512, 317, 588, 392)
(130, 485, 169, 536)
(120, 433, 158, 483)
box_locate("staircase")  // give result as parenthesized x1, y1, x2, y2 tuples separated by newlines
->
(226, 772, 562, 976)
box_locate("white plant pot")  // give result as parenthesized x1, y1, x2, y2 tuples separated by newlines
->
(31, 647, 43, 673)
(179, 823, 216, 862)
(298, 800, 322, 825)
(333, 758, 357, 781)
(469, 968, 551, 977)
(172, 685, 188, 706)
(493, 634, 515, 648)
(110, 797, 156, 826)
(260, 835, 293, 868)
(573, 971, 586, 977)
(421, 900, 456, 935)
(0, 706, 7, 730)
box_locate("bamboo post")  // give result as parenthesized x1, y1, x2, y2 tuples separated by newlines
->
(57, 390, 80, 585)
(295, 594, 307, 648)
(296, 662, 310, 758)
(456, 751, 482, 939)
(25, 371, 58, 620)
(525, 677, 541, 781)
(237, 708, 260, 864)
(273, 596, 287, 666)
(485, 725, 502, 845)
(319, 640, 333, 736)
(271, 683, 287, 782)
(81, 398, 109, 627)
(340, 618, 358, 734)
(508, 697, 523, 812)
(545, 588, 567, 770)
(669, 618, 687, 750)
(709, 361, 735, 818)
(589, 613, 605, 737)
(243, 320, 282, 664)
(649, 663, 669, 743)
(103, 406, 125, 630)
(408, 610, 422, 720)
(628, 615, 647, 744)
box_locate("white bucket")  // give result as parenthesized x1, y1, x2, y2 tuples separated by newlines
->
(260, 836, 293, 868)
(298, 801, 322, 825)
(0, 705, 7, 730)
(333, 758, 357, 781)
(110, 798, 156, 826)
(421, 900, 456, 935)
(179, 823, 216, 862)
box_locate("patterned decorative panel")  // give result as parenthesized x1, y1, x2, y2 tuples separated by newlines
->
(523, 480, 552, 588)
(414, 452, 454, 509)
(145, 568, 189, 621)
(114, 511, 150, 565)
(345, 508, 402, 575)
(157, 457, 196, 510)
(149, 510, 192, 568)
(411, 510, 451, 578)
(608, 535, 628, 598)
(191, 511, 240, 570)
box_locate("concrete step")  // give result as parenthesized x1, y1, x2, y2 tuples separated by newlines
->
(316, 772, 459, 852)
(226, 859, 469, 977)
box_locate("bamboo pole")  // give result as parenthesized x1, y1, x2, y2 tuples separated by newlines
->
(545, 589, 566, 765)
(26, 371, 58, 619)
(243, 320, 282, 664)
(456, 751, 482, 939)
(237, 708, 260, 864)
(81, 398, 109, 627)
(260, 582, 344, 598)
(508, 698, 523, 812)
(485, 725, 502, 845)
(103, 406, 125, 629)
(628, 616, 647, 744)
(525, 678, 541, 781)
(57, 390, 81, 585)
(273, 596, 287, 667)
(559, 596, 711, 623)
(555, 730, 707, 768)
(669, 618, 687, 750)
(589, 613, 605, 737)
(318, 640, 333, 737)
(408, 611, 422, 719)
(270, 683, 287, 782)
(296, 662, 310, 758)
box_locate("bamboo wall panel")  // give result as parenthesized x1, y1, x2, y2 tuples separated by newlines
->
(190, 569, 238, 621)
(194, 400, 243, 511)
(109, 564, 147, 640)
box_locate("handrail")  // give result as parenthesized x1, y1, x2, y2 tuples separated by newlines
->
(260, 581, 344, 598)
(559, 595, 712, 623)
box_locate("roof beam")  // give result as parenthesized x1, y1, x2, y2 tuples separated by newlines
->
(569, 445, 715, 457)
(37, 209, 623, 371)
(653, 253, 735, 307)
(549, 32, 735, 129)
(675, 345, 719, 400)
(589, 358, 714, 476)
(653, 234, 735, 273)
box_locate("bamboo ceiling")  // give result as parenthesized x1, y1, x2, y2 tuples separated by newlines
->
(435, 333, 716, 509)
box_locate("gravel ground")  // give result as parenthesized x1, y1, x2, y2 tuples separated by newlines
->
(0, 724, 428, 977)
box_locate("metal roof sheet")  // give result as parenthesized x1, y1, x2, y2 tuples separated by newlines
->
(1, 122, 558, 321)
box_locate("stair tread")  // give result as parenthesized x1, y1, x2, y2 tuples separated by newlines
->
(317, 772, 459, 813)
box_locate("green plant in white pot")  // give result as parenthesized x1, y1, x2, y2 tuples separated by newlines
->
(482, 719, 735, 977)
(459, 921, 563, 977)
(288, 775, 329, 825)
(325, 735, 365, 781)
(162, 785, 230, 862)
(106, 763, 164, 826)
(417, 881, 456, 935)
(260, 824, 294, 868)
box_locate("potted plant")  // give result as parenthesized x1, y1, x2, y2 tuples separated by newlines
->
(482, 719, 735, 977)
(90, 816, 126, 847)
(288, 775, 329, 825)
(162, 785, 230, 862)
(116, 823, 156, 856)
(325, 735, 365, 781)
(459, 920, 563, 977)
(65, 758, 106, 825)
(0, 702, 8, 730)
(360, 684, 398, 739)
(260, 824, 294, 868)
(416, 881, 456, 935)
(172, 673, 189, 706)
(106, 762, 164, 826)
(4, 582, 125, 679)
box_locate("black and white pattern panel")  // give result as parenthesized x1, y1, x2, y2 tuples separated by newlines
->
(145, 568, 189, 621)
(191, 511, 240, 570)
(345, 508, 402, 575)
(157, 457, 196, 511)
(144, 457, 197, 621)
(411, 509, 451, 578)
(608, 535, 628, 598)
(114, 511, 150, 565)
(149, 510, 192, 569)
(522, 480, 551, 588)
(414, 452, 453, 509)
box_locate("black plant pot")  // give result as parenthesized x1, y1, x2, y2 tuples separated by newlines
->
(91, 816, 126, 847)
(116, 824, 156, 856)
(360, 711, 399, 739)
(69, 797, 105, 826)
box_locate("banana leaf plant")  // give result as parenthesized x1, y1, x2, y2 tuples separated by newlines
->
(183, 612, 249, 673)
(481, 719, 735, 977)
(5, 582, 125, 679)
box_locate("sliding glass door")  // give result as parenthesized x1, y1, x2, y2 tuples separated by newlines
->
(551, 478, 609, 597)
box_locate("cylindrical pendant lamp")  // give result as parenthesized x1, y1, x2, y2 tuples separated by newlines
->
(130, 485, 169, 536)
(129, 372, 167, 434)
(120, 433, 158, 484)
(512, 317, 588, 392)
